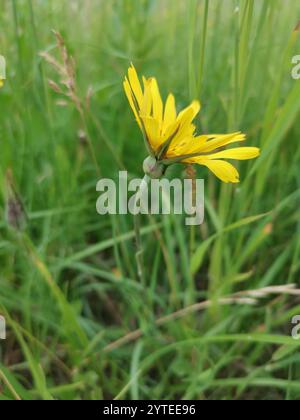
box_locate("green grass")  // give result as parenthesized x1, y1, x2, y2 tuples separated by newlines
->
(0, 0, 300, 400)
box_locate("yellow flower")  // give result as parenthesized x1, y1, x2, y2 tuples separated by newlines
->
(124, 64, 260, 183)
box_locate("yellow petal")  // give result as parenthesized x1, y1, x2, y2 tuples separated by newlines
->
(167, 129, 208, 157)
(140, 116, 160, 150)
(151, 77, 163, 123)
(165, 101, 199, 151)
(166, 111, 197, 155)
(128, 64, 143, 107)
(163, 94, 177, 131)
(194, 132, 246, 154)
(196, 159, 240, 183)
(177, 100, 201, 123)
(123, 78, 142, 129)
(166, 136, 195, 157)
(161, 119, 181, 144)
(140, 78, 153, 118)
(205, 147, 260, 160)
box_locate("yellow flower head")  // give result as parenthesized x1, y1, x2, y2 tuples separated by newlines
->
(124, 64, 260, 183)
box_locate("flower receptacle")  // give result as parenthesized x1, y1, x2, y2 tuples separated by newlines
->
(143, 156, 165, 179)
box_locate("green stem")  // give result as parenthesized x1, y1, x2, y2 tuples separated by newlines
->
(134, 175, 150, 284)
(197, 0, 209, 97)
(79, 109, 102, 177)
(12, 0, 24, 81)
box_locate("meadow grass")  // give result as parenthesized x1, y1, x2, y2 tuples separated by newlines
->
(0, 0, 300, 400)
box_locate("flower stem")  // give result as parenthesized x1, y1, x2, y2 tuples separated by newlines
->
(134, 175, 150, 284)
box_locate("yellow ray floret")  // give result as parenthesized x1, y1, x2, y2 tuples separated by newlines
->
(124, 64, 260, 183)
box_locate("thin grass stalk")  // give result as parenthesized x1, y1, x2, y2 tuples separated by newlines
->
(197, 0, 209, 97)
(187, 0, 198, 99)
(12, 0, 24, 81)
(134, 175, 150, 285)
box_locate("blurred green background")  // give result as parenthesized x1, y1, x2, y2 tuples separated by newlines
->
(1, 0, 300, 400)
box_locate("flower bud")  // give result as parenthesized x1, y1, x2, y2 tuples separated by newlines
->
(143, 156, 164, 179)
